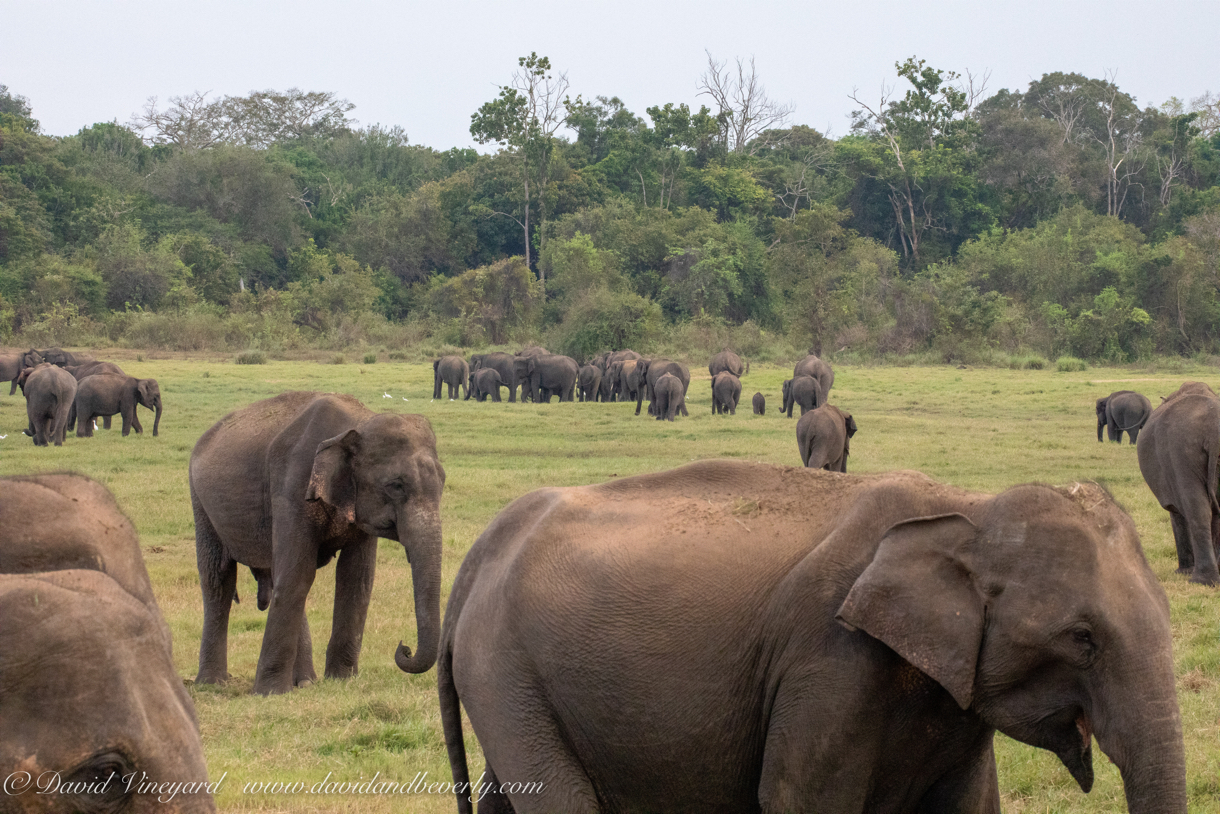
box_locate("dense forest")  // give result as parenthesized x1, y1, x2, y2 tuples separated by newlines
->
(2, 55, 1219, 364)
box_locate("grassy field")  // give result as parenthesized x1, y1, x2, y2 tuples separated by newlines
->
(1, 351, 1218, 813)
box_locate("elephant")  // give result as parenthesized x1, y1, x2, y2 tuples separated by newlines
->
(65, 360, 125, 380)
(783, 375, 822, 417)
(599, 362, 618, 401)
(433, 355, 469, 400)
(20, 363, 77, 445)
(711, 371, 741, 415)
(72, 373, 162, 437)
(753, 392, 765, 415)
(605, 348, 641, 368)
(516, 345, 549, 358)
(437, 460, 1185, 814)
(525, 354, 578, 403)
(0, 352, 21, 395)
(577, 365, 602, 402)
(797, 403, 858, 471)
(0, 474, 214, 813)
(1097, 390, 1152, 444)
(190, 391, 445, 695)
(794, 354, 834, 399)
(618, 359, 645, 403)
(22, 346, 80, 370)
(471, 352, 522, 402)
(651, 373, 684, 421)
(467, 368, 504, 402)
(709, 349, 746, 377)
(635, 359, 690, 417)
(1137, 381, 1220, 585)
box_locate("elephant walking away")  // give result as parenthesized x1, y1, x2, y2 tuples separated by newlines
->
(439, 461, 1184, 814)
(711, 371, 741, 414)
(1137, 381, 1220, 585)
(20, 363, 77, 446)
(635, 359, 690, 417)
(1097, 390, 1151, 444)
(753, 392, 765, 415)
(577, 365, 602, 402)
(709, 349, 746, 377)
(433, 356, 469, 400)
(794, 354, 834, 399)
(190, 391, 445, 695)
(73, 373, 162, 437)
(783, 375, 822, 417)
(797, 403, 857, 471)
(652, 373, 684, 421)
(467, 368, 504, 402)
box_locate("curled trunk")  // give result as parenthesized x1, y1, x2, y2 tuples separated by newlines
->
(394, 507, 442, 673)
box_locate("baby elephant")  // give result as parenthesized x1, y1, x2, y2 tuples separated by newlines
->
(1096, 390, 1151, 444)
(467, 368, 504, 402)
(653, 373, 684, 421)
(796, 403, 858, 471)
(74, 373, 162, 437)
(752, 392, 765, 415)
(711, 371, 741, 415)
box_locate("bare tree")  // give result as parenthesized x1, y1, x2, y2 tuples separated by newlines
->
(697, 52, 793, 155)
(1094, 72, 1145, 217)
(1190, 90, 1220, 139)
(775, 143, 836, 218)
(129, 91, 236, 150)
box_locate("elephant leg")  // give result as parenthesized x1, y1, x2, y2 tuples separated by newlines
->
(122, 409, 134, 436)
(103, 415, 112, 430)
(1127, 427, 1140, 445)
(254, 521, 320, 695)
(325, 536, 377, 680)
(474, 765, 515, 814)
(195, 499, 237, 684)
(1107, 419, 1119, 443)
(491, 388, 501, 403)
(1182, 499, 1220, 586)
(294, 611, 317, 687)
(77, 408, 94, 438)
(1170, 510, 1194, 573)
(131, 409, 143, 434)
(67, 400, 77, 433)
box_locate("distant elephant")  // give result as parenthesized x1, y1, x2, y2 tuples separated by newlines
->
(516, 345, 549, 358)
(606, 349, 641, 366)
(783, 375, 822, 417)
(0, 473, 214, 813)
(652, 373, 684, 421)
(468, 368, 504, 402)
(190, 391, 445, 695)
(577, 365, 602, 402)
(0, 352, 21, 395)
(794, 354, 834, 399)
(753, 392, 765, 415)
(471, 352, 522, 402)
(72, 373, 162, 437)
(1137, 381, 1220, 585)
(598, 362, 618, 401)
(433, 355, 469, 400)
(1097, 390, 1151, 444)
(525, 354, 578, 403)
(64, 360, 125, 380)
(438, 461, 1184, 814)
(797, 403, 858, 471)
(636, 359, 690, 417)
(711, 371, 741, 415)
(620, 359, 645, 403)
(709, 349, 746, 377)
(20, 363, 77, 446)
(23, 346, 79, 369)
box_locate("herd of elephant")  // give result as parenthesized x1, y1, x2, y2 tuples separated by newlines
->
(2, 346, 162, 445)
(4, 350, 1215, 814)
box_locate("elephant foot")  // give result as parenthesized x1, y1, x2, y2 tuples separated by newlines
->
(295, 679, 314, 689)
(1189, 570, 1220, 587)
(195, 670, 232, 686)
(1175, 566, 1194, 575)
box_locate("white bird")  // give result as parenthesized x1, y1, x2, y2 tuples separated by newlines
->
(0, 435, 7, 439)
(383, 392, 392, 398)
(403, 397, 409, 401)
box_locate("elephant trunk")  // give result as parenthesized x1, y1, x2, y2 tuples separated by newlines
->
(152, 397, 162, 437)
(394, 505, 442, 674)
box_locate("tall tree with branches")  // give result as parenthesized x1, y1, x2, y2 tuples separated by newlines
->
(697, 52, 793, 155)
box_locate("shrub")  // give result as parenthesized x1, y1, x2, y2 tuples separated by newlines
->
(236, 350, 267, 364)
(1055, 356, 1088, 372)
(363, 353, 377, 364)
(388, 351, 407, 361)
(331, 354, 345, 364)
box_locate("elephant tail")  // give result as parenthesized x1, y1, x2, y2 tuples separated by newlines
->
(438, 642, 475, 814)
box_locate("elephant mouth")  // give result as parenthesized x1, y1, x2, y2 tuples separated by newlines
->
(1050, 708, 1094, 793)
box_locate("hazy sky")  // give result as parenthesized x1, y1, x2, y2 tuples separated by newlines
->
(5, 0, 1216, 149)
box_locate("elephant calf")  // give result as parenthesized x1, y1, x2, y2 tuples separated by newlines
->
(753, 392, 765, 415)
(1096, 390, 1151, 444)
(74, 373, 162, 437)
(653, 372, 684, 421)
(796, 403, 857, 471)
(467, 368, 503, 402)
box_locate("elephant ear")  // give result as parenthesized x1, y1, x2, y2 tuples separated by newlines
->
(844, 413, 858, 438)
(306, 429, 360, 524)
(836, 513, 984, 710)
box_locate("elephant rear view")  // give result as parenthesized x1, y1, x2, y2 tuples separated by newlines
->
(434, 356, 469, 400)
(190, 391, 445, 695)
(20, 362, 77, 445)
(796, 403, 857, 470)
(1097, 390, 1151, 444)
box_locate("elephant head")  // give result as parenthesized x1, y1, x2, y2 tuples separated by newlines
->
(306, 412, 445, 674)
(1096, 396, 1110, 441)
(838, 483, 1184, 813)
(137, 379, 162, 436)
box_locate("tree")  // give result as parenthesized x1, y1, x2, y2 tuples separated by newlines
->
(697, 53, 793, 155)
(130, 89, 354, 150)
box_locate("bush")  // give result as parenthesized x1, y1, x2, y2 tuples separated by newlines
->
(363, 353, 377, 364)
(1055, 356, 1088, 372)
(330, 354, 345, 364)
(388, 351, 407, 360)
(236, 350, 267, 364)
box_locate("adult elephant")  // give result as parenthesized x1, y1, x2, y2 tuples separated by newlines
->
(65, 360, 125, 380)
(525, 354, 578, 403)
(471, 352, 522, 402)
(1097, 390, 1151, 444)
(711, 371, 741, 415)
(709, 349, 746, 377)
(797, 404, 858, 471)
(20, 363, 77, 446)
(190, 391, 445, 695)
(1137, 381, 1220, 585)
(433, 355, 469, 400)
(635, 359, 690, 417)
(617, 359, 645, 403)
(794, 354, 834, 399)
(606, 349, 642, 368)
(438, 461, 1185, 814)
(23, 346, 80, 369)
(516, 345, 549, 358)
(577, 365, 602, 402)
(652, 373, 684, 421)
(0, 474, 214, 813)
(599, 362, 618, 402)
(467, 368, 504, 402)
(0, 352, 21, 395)
(72, 373, 162, 437)
(783, 375, 822, 417)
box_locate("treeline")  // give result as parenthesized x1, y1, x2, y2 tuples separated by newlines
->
(1, 55, 1219, 363)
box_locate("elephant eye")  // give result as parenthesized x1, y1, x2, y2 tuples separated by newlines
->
(384, 479, 408, 497)
(63, 750, 134, 813)
(1068, 626, 1098, 661)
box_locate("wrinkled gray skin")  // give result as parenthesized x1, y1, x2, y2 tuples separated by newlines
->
(20, 363, 77, 446)
(467, 368, 504, 402)
(753, 392, 765, 415)
(636, 359, 690, 417)
(433, 356, 469, 400)
(526, 354, 578, 403)
(783, 375, 823, 417)
(709, 350, 745, 377)
(652, 373, 684, 421)
(797, 404, 858, 471)
(620, 360, 646, 403)
(471, 352, 521, 402)
(190, 391, 445, 695)
(439, 461, 1185, 814)
(0, 473, 213, 813)
(0, 352, 22, 395)
(1137, 381, 1220, 585)
(794, 354, 834, 399)
(72, 373, 162, 437)
(712, 371, 741, 415)
(577, 365, 602, 402)
(1097, 390, 1151, 444)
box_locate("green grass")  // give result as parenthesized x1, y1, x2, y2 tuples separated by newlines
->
(1, 351, 1218, 813)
